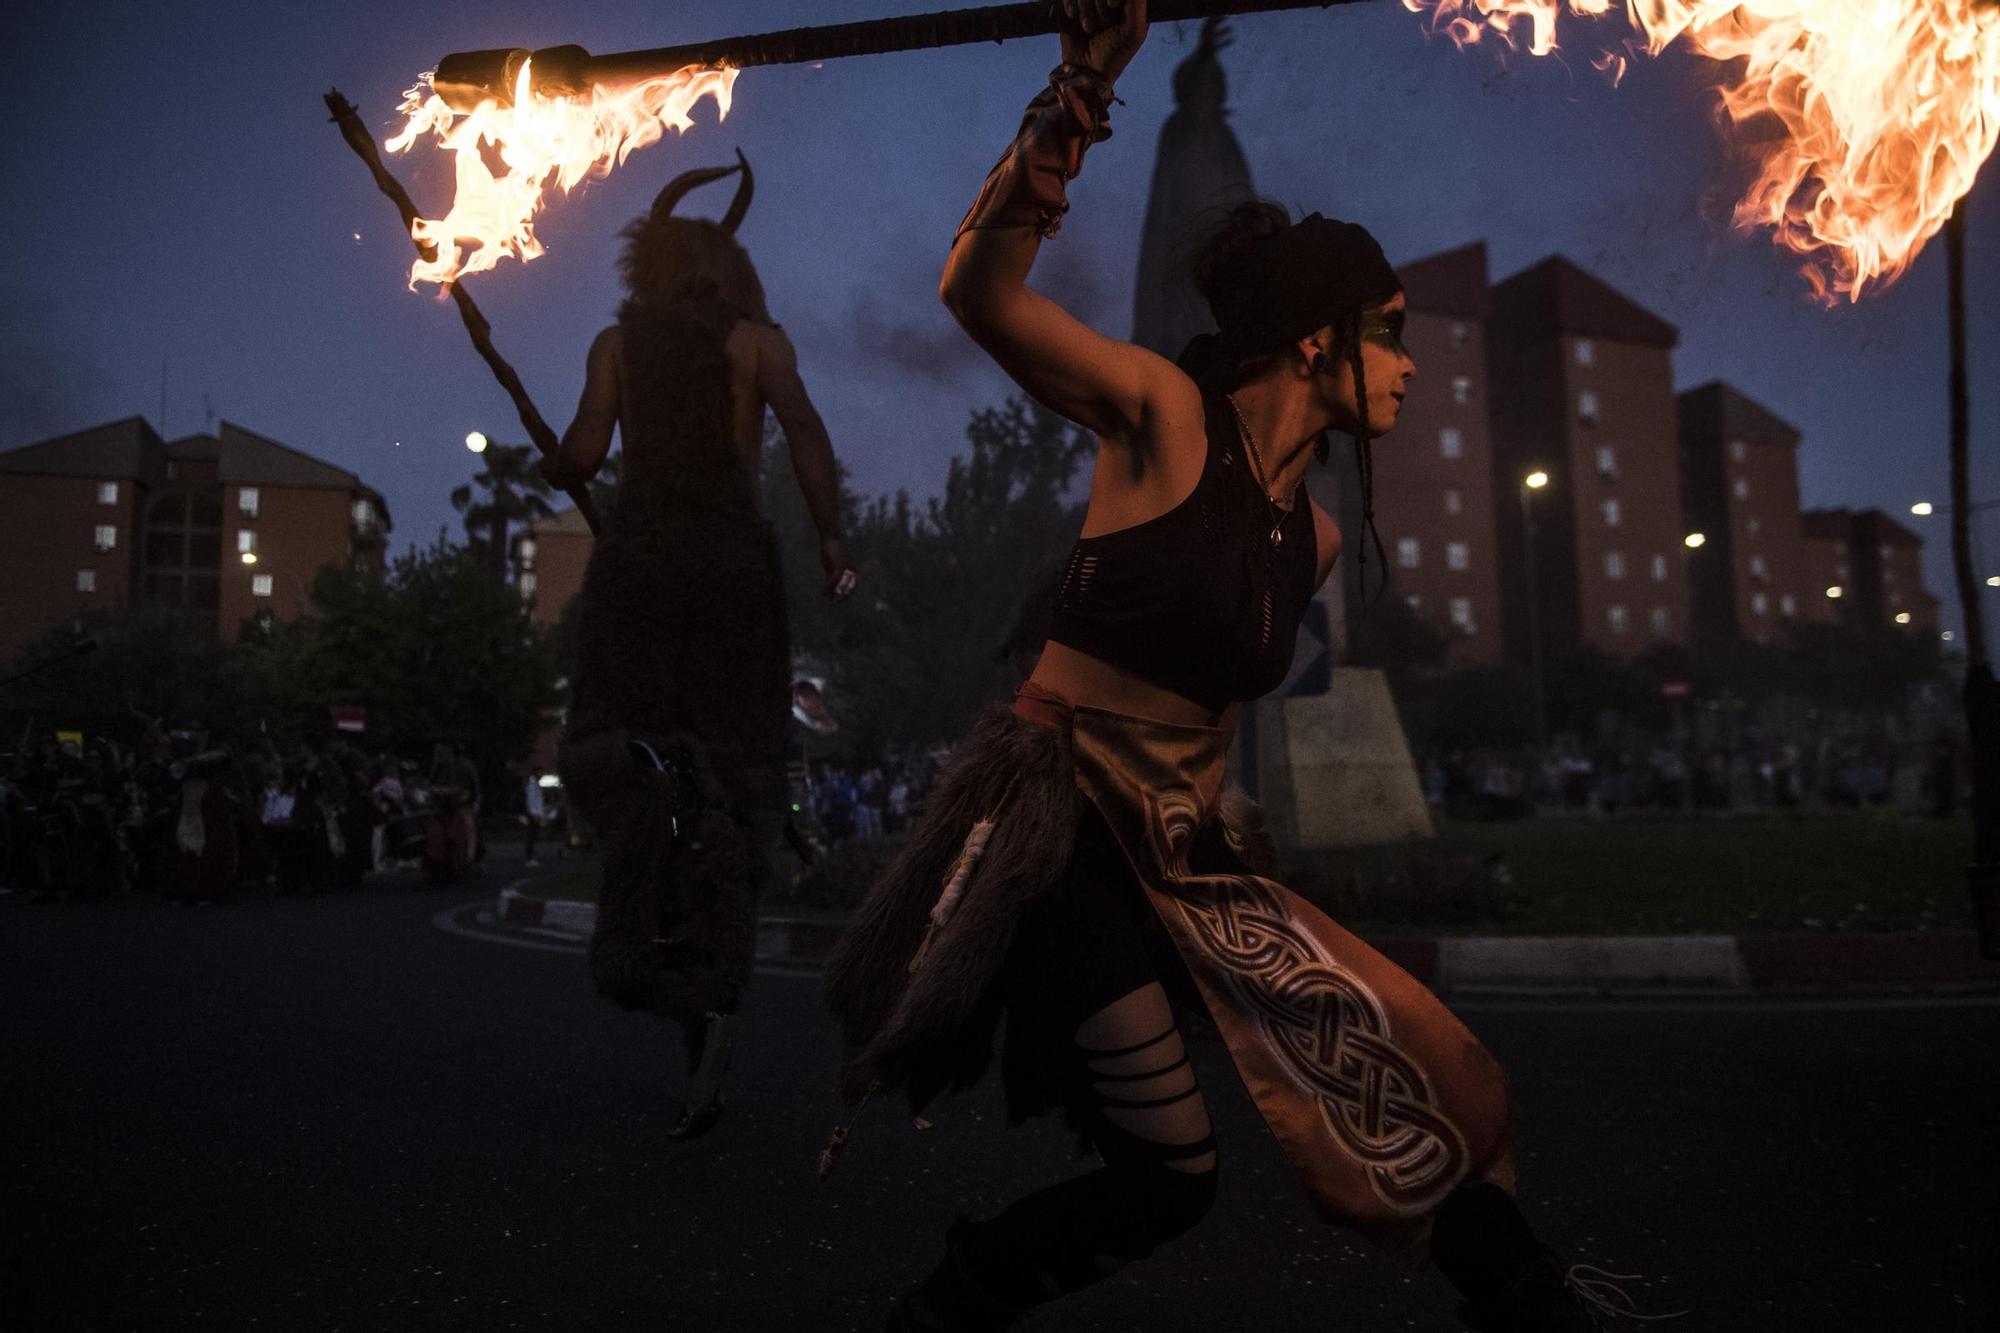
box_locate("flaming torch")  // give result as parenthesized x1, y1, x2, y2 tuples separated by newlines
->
(1405, 0, 2000, 304)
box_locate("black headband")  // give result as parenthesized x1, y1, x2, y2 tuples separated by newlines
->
(1178, 213, 1401, 383)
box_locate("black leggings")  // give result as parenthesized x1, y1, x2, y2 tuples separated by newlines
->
(962, 808, 1219, 1311)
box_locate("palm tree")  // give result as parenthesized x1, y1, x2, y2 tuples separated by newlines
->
(451, 442, 557, 580)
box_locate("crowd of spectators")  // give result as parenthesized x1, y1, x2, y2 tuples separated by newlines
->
(0, 717, 524, 904)
(1421, 734, 1967, 823)
(795, 760, 930, 846)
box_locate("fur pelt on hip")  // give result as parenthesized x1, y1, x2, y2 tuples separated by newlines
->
(565, 730, 761, 1040)
(822, 704, 1078, 1109)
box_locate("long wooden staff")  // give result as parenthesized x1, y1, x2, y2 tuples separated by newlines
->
(433, 1, 1365, 107)
(322, 90, 602, 536)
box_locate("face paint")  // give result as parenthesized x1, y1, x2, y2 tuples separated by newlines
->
(1358, 307, 1409, 359)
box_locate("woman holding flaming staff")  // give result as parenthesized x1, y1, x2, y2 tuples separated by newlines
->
(543, 157, 856, 1142)
(827, 3, 1627, 1329)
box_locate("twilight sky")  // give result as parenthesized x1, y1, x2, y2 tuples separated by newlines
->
(3, 1, 1996, 639)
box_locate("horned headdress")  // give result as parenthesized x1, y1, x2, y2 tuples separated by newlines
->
(619, 149, 769, 320)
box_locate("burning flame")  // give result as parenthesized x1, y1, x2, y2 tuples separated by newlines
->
(1403, 1, 2000, 302)
(385, 60, 738, 289)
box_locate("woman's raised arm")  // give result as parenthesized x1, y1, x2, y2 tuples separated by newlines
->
(939, 1, 1183, 444)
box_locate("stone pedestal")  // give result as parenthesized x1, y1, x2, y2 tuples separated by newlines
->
(1240, 670, 1434, 849)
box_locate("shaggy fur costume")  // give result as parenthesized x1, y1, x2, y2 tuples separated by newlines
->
(823, 705, 1080, 1110)
(823, 706, 1284, 1115)
(562, 296, 789, 1044)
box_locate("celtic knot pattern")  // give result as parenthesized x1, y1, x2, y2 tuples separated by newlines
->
(1147, 793, 1469, 1211)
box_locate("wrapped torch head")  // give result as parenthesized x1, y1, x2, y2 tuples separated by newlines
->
(432, 44, 594, 111)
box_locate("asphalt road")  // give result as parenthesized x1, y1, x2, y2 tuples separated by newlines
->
(3, 876, 1995, 1332)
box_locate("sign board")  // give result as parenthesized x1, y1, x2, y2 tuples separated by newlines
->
(332, 705, 367, 734)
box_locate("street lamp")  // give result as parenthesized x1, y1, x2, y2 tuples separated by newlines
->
(465, 430, 489, 454)
(1827, 585, 1844, 599)
(1684, 531, 1707, 550)
(1520, 469, 1550, 748)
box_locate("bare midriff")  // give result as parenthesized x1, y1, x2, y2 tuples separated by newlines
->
(1027, 640, 1234, 731)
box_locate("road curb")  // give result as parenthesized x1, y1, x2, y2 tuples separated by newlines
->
(496, 886, 598, 937)
(492, 887, 1997, 992)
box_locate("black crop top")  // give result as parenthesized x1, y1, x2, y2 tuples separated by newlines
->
(1047, 395, 1318, 713)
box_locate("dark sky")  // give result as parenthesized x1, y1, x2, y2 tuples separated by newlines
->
(3, 1, 1995, 639)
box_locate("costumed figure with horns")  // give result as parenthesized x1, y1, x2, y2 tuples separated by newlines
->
(544, 154, 857, 1141)
(826, 5, 1664, 1331)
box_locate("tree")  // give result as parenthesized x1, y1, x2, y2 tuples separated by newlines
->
(761, 397, 1091, 756)
(451, 442, 556, 580)
(302, 539, 561, 771)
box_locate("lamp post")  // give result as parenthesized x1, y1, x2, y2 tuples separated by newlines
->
(1521, 470, 1550, 748)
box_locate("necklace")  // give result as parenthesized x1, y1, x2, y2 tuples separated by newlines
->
(1225, 394, 1289, 549)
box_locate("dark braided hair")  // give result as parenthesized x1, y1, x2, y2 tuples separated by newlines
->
(1340, 309, 1388, 604)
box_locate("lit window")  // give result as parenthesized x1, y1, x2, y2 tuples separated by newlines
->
(1405, 594, 1422, 611)
(76, 569, 96, 592)
(1447, 542, 1470, 571)
(252, 574, 274, 598)
(1578, 390, 1600, 423)
(1729, 440, 1747, 462)
(1439, 428, 1463, 460)
(1746, 517, 1761, 536)
(94, 525, 116, 552)
(97, 481, 118, 505)
(1651, 554, 1668, 582)
(1733, 477, 1751, 500)
(1650, 607, 1669, 635)
(1443, 489, 1463, 516)
(520, 572, 539, 598)
(1780, 595, 1797, 616)
(1751, 592, 1770, 616)
(352, 498, 375, 529)
(1397, 538, 1421, 569)
(1749, 555, 1767, 578)
(165, 461, 179, 481)
(1575, 338, 1596, 367)
(1449, 597, 1475, 631)
(1449, 322, 1469, 350)
(1605, 551, 1625, 579)
(1452, 376, 1473, 405)
(238, 529, 256, 554)
(1603, 498, 1621, 527)
(1608, 605, 1629, 634)
(1596, 445, 1617, 478)
(239, 487, 260, 516)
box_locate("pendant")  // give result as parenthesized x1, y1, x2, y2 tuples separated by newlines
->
(1270, 525, 1285, 549)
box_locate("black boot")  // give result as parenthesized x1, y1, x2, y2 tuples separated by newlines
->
(1435, 1183, 1599, 1332)
(1434, 1183, 1680, 1331)
(1455, 1257, 1607, 1333)
(883, 1218, 1032, 1333)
